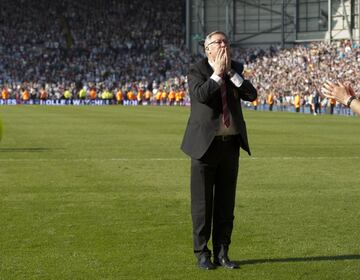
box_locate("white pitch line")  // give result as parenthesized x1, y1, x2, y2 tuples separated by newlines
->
(0, 156, 359, 162)
(250, 156, 360, 160)
(0, 158, 188, 162)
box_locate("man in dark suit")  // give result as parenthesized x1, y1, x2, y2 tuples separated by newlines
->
(181, 31, 257, 270)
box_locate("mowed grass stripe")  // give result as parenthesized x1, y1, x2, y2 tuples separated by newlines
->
(1, 156, 360, 162)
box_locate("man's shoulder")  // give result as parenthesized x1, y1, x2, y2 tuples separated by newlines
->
(190, 57, 209, 70)
(188, 58, 211, 78)
(231, 60, 244, 72)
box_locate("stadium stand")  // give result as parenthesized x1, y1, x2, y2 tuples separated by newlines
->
(0, 0, 359, 115)
(234, 40, 359, 115)
(0, 0, 193, 104)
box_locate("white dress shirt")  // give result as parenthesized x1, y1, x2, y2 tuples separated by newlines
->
(208, 62, 244, 136)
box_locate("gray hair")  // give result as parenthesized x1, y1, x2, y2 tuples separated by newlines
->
(204, 31, 228, 49)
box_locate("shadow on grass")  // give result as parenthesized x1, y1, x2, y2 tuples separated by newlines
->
(0, 148, 51, 152)
(237, 254, 360, 266)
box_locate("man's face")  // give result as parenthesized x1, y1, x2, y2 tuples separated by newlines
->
(205, 33, 230, 62)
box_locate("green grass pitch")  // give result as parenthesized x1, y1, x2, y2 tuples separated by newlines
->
(0, 106, 359, 279)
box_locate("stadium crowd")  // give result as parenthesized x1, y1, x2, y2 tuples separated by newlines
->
(0, 0, 192, 105)
(238, 40, 360, 115)
(1, 0, 359, 114)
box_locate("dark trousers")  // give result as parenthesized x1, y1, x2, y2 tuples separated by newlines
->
(330, 104, 335, 114)
(190, 136, 240, 259)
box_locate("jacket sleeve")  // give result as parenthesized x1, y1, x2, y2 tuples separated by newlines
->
(238, 80, 257, 102)
(232, 61, 258, 102)
(187, 63, 220, 104)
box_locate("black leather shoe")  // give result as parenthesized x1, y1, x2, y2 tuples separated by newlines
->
(198, 255, 216, 270)
(214, 255, 239, 269)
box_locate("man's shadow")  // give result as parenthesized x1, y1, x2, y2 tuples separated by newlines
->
(235, 254, 360, 266)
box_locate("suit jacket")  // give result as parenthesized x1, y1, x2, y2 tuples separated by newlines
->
(181, 58, 257, 159)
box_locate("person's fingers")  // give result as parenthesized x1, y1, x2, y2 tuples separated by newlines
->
(225, 50, 230, 66)
(325, 80, 336, 87)
(322, 93, 331, 99)
(225, 47, 230, 58)
(342, 85, 352, 96)
(217, 50, 224, 65)
(215, 49, 222, 61)
(321, 87, 331, 95)
(221, 48, 226, 58)
(338, 81, 346, 88)
(323, 83, 333, 90)
(321, 87, 331, 94)
(217, 47, 223, 57)
(348, 85, 356, 96)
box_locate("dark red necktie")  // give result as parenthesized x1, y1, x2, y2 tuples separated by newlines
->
(220, 78, 230, 127)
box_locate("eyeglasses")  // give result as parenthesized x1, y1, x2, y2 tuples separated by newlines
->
(206, 39, 230, 48)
